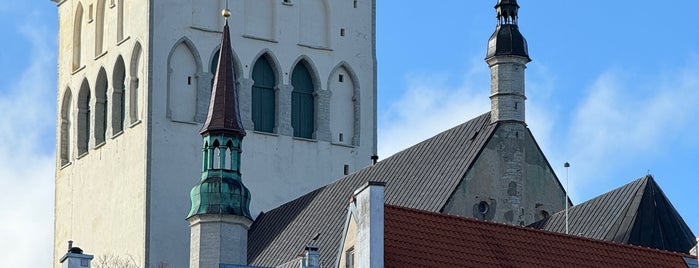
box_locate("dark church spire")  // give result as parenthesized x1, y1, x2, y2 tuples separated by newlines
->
(200, 19, 246, 138)
(188, 15, 251, 220)
(487, 0, 530, 60)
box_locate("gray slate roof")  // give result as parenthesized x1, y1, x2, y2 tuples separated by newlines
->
(248, 113, 497, 267)
(530, 175, 696, 253)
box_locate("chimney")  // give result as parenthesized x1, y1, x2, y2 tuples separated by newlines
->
(300, 245, 320, 268)
(353, 181, 385, 268)
(59, 241, 94, 268)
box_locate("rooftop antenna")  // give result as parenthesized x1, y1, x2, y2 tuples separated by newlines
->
(564, 162, 570, 235)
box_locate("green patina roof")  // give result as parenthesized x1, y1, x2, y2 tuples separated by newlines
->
(188, 170, 251, 219)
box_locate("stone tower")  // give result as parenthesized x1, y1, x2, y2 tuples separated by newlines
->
(187, 17, 252, 267)
(51, 0, 377, 266)
(441, 0, 567, 226)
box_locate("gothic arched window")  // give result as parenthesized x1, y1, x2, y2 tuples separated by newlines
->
(72, 3, 84, 70)
(251, 56, 276, 132)
(95, 0, 106, 56)
(129, 42, 142, 124)
(77, 79, 91, 155)
(112, 56, 126, 134)
(168, 40, 199, 122)
(94, 68, 108, 144)
(291, 62, 315, 139)
(60, 88, 73, 166)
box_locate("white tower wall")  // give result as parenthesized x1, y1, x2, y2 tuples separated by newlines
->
(53, 0, 377, 267)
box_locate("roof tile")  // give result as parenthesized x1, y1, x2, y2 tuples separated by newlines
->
(385, 205, 694, 268)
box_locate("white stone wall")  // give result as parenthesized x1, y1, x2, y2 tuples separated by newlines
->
(487, 56, 529, 124)
(55, 0, 376, 267)
(187, 215, 252, 268)
(54, 0, 150, 267)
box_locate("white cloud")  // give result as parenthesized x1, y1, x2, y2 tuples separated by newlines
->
(376, 56, 699, 208)
(377, 59, 559, 160)
(0, 16, 56, 268)
(377, 65, 491, 158)
(555, 62, 699, 199)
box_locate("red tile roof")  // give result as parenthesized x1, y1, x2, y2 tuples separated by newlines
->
(384, 205, 695, 268)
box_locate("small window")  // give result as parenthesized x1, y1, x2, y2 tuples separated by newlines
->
(478, 201, 489, 215)
(340, 28, 346, 36)
(339, 74, 344, 82)
(188, 76, 192, 85)
(353, 0, 357, 8)
(339, 133, 344, 142)
(343, 164, 349, 175)
(282, 0, 292, 5)
(345, 247, 355, 268)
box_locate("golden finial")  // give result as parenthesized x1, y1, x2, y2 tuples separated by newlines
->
(222, 8, 231, 18)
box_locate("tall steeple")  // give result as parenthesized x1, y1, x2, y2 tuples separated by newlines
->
(187, 10, 252, 267)
(486, 0, 531, 124)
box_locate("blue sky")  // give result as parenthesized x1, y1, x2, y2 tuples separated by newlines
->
(1, 1, 697, 267)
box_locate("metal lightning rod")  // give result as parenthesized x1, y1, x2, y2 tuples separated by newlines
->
(564, 162, 570, 235)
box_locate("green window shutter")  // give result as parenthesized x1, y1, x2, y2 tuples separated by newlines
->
(252, 57, 276, 132)
(291, 63, 315, 139)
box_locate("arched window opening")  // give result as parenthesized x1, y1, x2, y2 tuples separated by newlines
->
(95, 0, 106, 56)
(210, 139, 222, 169)
(168, 41, 198, 122)
(72, 3, 84, 70)
(213, 147, 221, 169)
(60, 89, 73, 166)
(95, 69, 108, 144)
(129, 42, 142, 124)
(116, 0, 124, 42)
(77, 80, 91, 155)
(329, 66, 356, 145)
(252, 56, 276, 132)
(225, 140, 234, 170)
(112, 56, 126, 134)
(291, 62, 315, 139)
(202, 142, 209, 172)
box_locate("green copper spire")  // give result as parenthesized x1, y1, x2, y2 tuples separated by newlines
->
(187, 19, 251, 219)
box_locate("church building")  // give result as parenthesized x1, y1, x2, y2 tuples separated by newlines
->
(52, 0, 696, 267)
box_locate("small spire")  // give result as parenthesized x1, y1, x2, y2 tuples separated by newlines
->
(200, 18, 245, 138)
(486, 0, 529, 60)
(495, 0, 520, 25)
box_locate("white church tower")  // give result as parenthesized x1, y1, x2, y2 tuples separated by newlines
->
(51, 0, 377, 266)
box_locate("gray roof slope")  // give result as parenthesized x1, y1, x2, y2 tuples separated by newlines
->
(248, 113, 496, 267)
(530, 175, 696, 253)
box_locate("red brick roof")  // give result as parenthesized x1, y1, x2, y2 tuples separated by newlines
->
(384, 205, 695, 268)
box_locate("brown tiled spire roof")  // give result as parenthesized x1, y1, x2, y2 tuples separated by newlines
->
(200, 20, 245, 137)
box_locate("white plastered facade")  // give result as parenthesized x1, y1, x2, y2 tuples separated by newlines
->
(53, 0, 377, 267)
